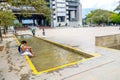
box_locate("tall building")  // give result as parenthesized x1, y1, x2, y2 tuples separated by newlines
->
(50, 0, 82, 27)
(0, 0, 82, 27)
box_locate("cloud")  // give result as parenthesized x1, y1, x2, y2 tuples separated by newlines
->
(81, 0, 119, 11)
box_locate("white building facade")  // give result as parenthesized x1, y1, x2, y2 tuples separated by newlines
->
(50, 0, 82, 27)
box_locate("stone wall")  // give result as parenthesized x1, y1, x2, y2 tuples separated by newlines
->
(96, 34, 120, 47)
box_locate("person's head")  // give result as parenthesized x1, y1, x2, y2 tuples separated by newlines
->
(21, 40, 27, 45)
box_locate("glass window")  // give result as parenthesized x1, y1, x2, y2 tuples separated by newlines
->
(57, 16, 65, 22)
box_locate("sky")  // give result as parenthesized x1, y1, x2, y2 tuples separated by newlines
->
(81, 0, 120, 18)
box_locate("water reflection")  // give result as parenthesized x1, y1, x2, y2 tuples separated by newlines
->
(17, 35, 87, 71)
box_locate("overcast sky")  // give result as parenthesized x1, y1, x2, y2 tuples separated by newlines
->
(81, 0, 120, 11)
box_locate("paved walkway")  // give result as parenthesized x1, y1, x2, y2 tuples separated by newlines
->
(0, 26, 120, 80)
(38, 27, 120, 80)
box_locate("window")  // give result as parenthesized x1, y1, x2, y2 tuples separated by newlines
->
(52, 4, 55, 6)
(57, 16, 65, 22)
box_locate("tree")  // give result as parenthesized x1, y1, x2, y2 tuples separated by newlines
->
(110, 13, 120, 24)
(114, 1, 120, 13)
(14, 23, 22, 28)
(0, 10, 16, 41)
(0, 0, 51, 41)
(9, 0, 51, 18)
(85, 9, 113, 26)
(0, 1, 17, 41)
(111, 1, 120, 24)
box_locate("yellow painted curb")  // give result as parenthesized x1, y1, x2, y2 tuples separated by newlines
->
(14, 35, 100, 75)
(35, 36, 93, 58)
(14, 35, 20, 45)
(36, 54, 100, 75)
(14, 35, 38, 74)
(25, 55, 38, 74)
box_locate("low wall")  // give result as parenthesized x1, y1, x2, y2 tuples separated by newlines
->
(96, 34, 120, 47)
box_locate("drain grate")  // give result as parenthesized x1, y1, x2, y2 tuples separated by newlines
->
(0, 46, 4, 51)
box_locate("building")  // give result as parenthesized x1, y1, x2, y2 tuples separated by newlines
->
(0, 0, 82, 27)
(50, 0, 82, 27)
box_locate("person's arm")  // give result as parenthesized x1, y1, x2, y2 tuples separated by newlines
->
(21, 45, 26, 52)
(25, 46, 34, 55)
(24, 46, 32, 50)
(22, 45, 32, 51)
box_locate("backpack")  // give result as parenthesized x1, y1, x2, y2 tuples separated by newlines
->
(18, 44, 22, 54)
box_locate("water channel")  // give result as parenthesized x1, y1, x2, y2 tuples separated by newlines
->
(16, 35, 92, 71)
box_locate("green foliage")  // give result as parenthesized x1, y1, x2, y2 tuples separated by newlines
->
(0, 0, 51, 27)
(0, 10, 16, 27)
(110, 13, 120, 24)
(86, 1, 120, 25)
(85, 9, 113, 25)
(0, 0, 52, 41)
(112, 1, 120, 24)
(0, 10, 16, 40)
(9, 0, 51, 17)
(14, 22, 23, 28)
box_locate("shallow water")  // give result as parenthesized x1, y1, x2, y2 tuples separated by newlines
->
(17, 35, 90, 71)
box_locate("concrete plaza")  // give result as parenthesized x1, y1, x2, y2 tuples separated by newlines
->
(0, 26, 120, 80)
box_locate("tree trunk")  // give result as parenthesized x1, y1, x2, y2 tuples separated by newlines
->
(3, 26, 8, 34)
(3, 28, 6, 35)
(0, 27, 3, 41)
(6, 26, 8, 33)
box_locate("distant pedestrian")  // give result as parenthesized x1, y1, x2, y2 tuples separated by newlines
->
(31, 27, 36, 36)
(42, 28, 45, 36)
